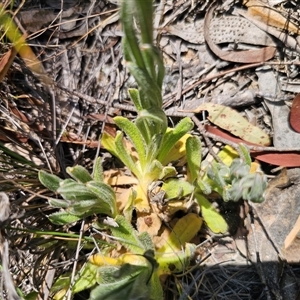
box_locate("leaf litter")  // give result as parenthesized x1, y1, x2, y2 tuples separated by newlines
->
(1, 0, 300, 299)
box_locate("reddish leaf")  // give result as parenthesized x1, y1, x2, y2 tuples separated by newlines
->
(205, 125, 300, 167)
(204, 2, 276, 63)
(251, 152, 300, 167)
(289, 93, 300, 133)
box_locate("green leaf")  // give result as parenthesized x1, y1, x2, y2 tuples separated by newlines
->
(142, 45, 165, 89)
(68, 199, 112, 217)
(126, 62, 162, 108)
(101, 132, 119, 158)
(134, 0, 153, 45)
(90, 264, 152, 300)
(128, 88, 142, 112)
(159, 166, 177, 180)
(186, 136, 202, 183)
(196, 178, 212, 195)
(57, 181, 98, 201)
(120, 1, 145, 69)
(67, 165, 93, 183)
(93, 157, 104, 183)
(138, 232, 155, 251)
(114, 116, 147, 169)
(238, 143, 252, 166)
(114, 132, 142, 179)
(145, 160, 163, 183)
(246, 173, 267, 203)
(110, 215, 146, 255)
(123, 188, 136, 222)
(145, 134, 162, 164)
(73, 262, 98, 294)
(136, 108, 167, 143)
(39, 170, 62, 192)
(48, 211, 82, 225)
(207, 163, 229, 190)
(157, 213, 202, 253)
(86, 181, 118, 217)
(0, 142, 37, 167)
(195, 193, 228, 233)
(48, 198, 70, 208)
(157, 117, 194, 164)
(156, 243, 196, 276)
(161, 179, 194, 200)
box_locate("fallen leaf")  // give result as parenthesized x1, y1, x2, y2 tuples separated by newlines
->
(289, 93, 300, 133)
(204, 2, 276, 63)
(136, 212, 162, 237)
(251, 152, 300, 168)
(165, 16, 275, 46)
(193, 103, 271, 146)
(244, 0, 299, 34)
(205, 125, 300, 167)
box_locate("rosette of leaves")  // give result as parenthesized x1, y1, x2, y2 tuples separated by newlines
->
(205, 144, 267, 203)
(38, 158, 118, 225)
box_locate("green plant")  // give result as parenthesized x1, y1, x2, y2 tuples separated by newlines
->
(37, 0, 268, 299)
(39, 158, 118, 225)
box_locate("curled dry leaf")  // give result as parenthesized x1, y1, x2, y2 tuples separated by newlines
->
(193, 103, 271, 146)
(289, 93, 300, 133)
(204, 2, 276, 63)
